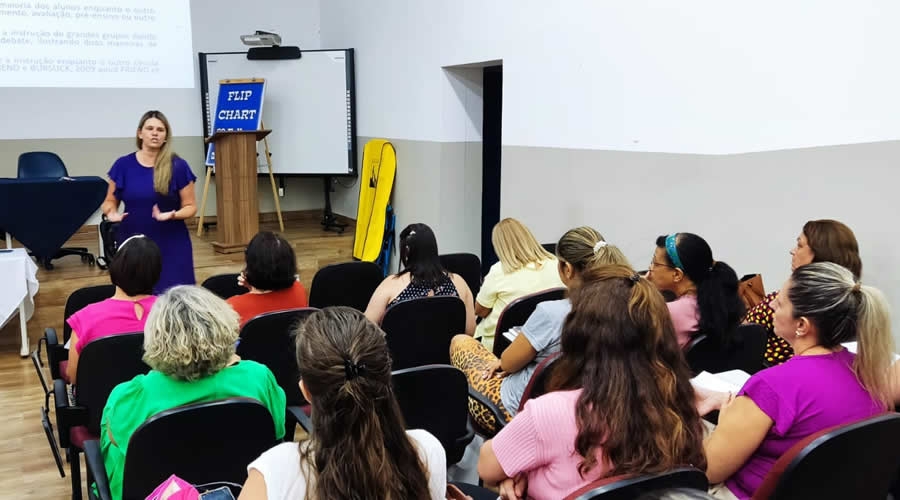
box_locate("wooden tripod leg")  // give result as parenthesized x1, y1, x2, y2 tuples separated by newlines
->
(262, 132, 284, 232)
(197, 165, 213, 236)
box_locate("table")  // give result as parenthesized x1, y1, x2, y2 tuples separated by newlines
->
(0, 248, 39, 356)
(0, 176, 108, 262)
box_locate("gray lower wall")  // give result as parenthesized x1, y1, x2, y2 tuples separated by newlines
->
(501, 140, 900, 343)
(0, 136, 359, 222)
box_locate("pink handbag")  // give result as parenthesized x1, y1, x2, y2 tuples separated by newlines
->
(146, 474, 200, 500)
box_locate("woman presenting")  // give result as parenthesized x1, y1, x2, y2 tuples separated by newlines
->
(101, 110, 197, 294)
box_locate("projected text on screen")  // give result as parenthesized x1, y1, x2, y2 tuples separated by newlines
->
(0, 0, 193, 88)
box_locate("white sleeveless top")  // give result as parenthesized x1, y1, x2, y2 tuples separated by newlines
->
(247, 429, 446, 499)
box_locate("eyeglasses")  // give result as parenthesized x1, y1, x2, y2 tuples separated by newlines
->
(649, 260, 674, 270)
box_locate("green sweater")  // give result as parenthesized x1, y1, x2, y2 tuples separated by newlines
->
(100, 360, 286, 499)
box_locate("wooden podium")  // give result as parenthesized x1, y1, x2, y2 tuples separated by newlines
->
(203, 129, 271, 253)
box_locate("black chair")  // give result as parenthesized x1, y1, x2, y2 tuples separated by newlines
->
(440, 253, 483, 298)
(84, 397, 280, 500)
(381, 296, 467, 370)
(17, 151, 96, 269)
(237, 307, 317, 439)
(564, 467, 709, 500)
(685, 324, 768, 376)
(201, 273, 247, 300)
(50, 333, 148, 500)
(750, 413, 900, 500)
(468, 351, 562, 438)
(32, 284, 116, 407)
(541, 243, 557, 255)
(391, 365, 475, 465)
(308, 261, 384, 310)
(493, 287, 567, 356)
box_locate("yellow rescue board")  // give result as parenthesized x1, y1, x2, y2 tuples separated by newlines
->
(353, 139, 396, 261)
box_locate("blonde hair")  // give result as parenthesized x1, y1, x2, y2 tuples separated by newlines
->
(143, 285, 240, 381)
(788, 262, 895, 408)
(136, 110, 176, 196)
(492, 218, 555, 274)
(556, 226, 631, 272)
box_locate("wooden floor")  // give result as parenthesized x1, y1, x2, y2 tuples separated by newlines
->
(0, 218, 355, 499)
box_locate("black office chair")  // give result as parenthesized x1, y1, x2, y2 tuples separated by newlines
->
(84, 398, 280, 500)
(381, 296, 467, 370)
(685, 324, 768, 376)
(32, 284, 116, 407)
(493, 287, 567, 356)
(391, 365, 475, 465)
(439, 253, 483, 298)
(564, 467, 709, 500)
(50, 333, 148, 500)
(237, 307, 317, 439)
(308, 261, 384, 310)
(17, 151, 96, 269)
(753, 413, 900, 500)
(201, 273, 247, 300)
(541, 243, 557, 255)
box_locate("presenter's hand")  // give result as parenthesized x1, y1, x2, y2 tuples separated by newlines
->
(152, 204, 175, 221)
(106, 212, 128, 223)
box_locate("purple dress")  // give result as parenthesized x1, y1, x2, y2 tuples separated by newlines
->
(109, 153, 197, 294)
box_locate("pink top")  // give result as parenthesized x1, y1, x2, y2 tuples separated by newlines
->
(667, 295, 699, 348)
(492, 389, 607, 500)
(67, 296, 157, 353)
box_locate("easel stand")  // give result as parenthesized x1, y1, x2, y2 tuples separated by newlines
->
(321, 176, 347, 233)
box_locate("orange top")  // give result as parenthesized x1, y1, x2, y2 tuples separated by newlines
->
(227, 281, 309, 327)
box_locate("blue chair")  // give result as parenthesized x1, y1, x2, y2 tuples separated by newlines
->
(17, 152, 96, 269)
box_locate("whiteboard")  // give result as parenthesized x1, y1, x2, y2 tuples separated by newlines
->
(199, 49, 356, 176)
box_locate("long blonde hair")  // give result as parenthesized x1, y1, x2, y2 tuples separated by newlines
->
(492, 218, 555, 274)
(787, 262, 895, 408)
(136, 110, 176, 195)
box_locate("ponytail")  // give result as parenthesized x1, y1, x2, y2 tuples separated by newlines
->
(789, 263, 895, 409)
(695, 260, 745, 347)
(855, 285, 894, 408)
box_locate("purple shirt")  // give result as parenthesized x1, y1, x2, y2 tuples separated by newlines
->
(726, 349, 884, 498)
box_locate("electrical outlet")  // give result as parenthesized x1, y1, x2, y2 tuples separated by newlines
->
(278, 187, 284, 197)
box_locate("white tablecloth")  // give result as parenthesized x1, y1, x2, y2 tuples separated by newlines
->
(0, 248, 40, 355)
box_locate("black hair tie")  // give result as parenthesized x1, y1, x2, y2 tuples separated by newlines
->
(628, 273, 640, 285)
(344, 358, 366, 380)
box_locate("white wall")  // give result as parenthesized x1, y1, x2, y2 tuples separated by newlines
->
(323, 0, 900, 154)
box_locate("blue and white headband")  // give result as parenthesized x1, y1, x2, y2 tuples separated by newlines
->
(665, 234, 684, 270)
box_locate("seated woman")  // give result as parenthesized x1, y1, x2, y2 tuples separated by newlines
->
(66, 235, 161, 384)
(646, 233, 744, 349)
(228, 231, 308, 327)
(478, 265, 706, 499)
(451, 226, 630, 433)
(473, 218, 563, 350)
(240, 307, 446, 499)
(701, 263, 894, 499)
(365, 223, 475, 334)
(101, 286, 286, 500)
(744, 219, 861, 365)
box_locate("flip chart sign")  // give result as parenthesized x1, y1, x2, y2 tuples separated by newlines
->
(205, 79, 266, 166)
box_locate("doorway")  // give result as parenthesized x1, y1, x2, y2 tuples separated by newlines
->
(481, 65, 502, 274)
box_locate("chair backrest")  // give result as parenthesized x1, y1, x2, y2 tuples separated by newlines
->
(565, 467, 709, 500)
(392, 364, 471, 465)
(62, 284, 116, 341)
(121, 397, 279, 500)
(308, 261, 384, 311)
(439, 253, 483, 298)
(493, 287, 567, 356)
(541, 243, 557, 255)
(381, 296, 467, 370)
(201, 273, 247, 300)
(17, 151, 68, 178)
(517, 351, 563, 412)
(752, 413, 900, 500)
(685, 324, 767, 375)
(75, 333, 149, 435)
(237, 308, 317, 406)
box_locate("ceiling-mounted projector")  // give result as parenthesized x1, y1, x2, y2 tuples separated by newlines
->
(240, 31, 282, 47)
